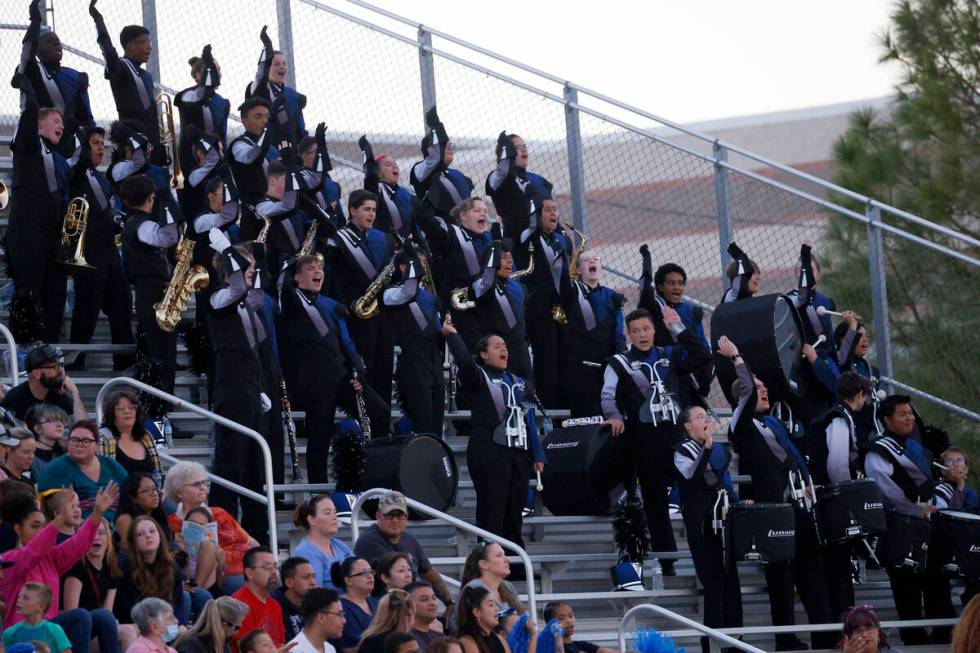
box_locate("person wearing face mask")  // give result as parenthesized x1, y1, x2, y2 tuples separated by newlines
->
(601, 309, 711, 577)
(66, 125, 135, 371)
(485, 132, 552, 269)
(88, 0, 161, 164)
(519, 199, 572, 409)
(2, 343, 84, 424)
(721, 242, 761, 304)
(15, 0, 94, 157)
(555, 250, 626, 418)
(411, 107, 473, 221)
(246, 26, 306, 146)
(299, 124, 346, 227)
(232, 547, 286, 652)
(277, 255, 388, 483)
(128, 597, 182, 653)
(358, 136, 420, 240)
(443, 320, 545, 547)
(6, 72, 70, 343)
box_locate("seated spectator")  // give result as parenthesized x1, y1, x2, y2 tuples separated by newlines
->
(231, 547, 286, 653)
(541, 603, 615, 653)
(175, 596, 250, 653)
(426, 639, 462, 653)
(382, 633, 417, 653)
(0, 429, 37, 486)
(373, 553, 413, 597)
(39, 488, 80, 543)
(127, 597, 180, 653)
(459, 544, 523, 616)
(1, 584, 70, 652)
(275, 557, 317, 642)
(290, 588, 345, 653)
(455, 587, 534, 653)
(116, 515, 212, 626)
(352, 493, 453, 608)
(23, 404, 67, 472)
(62, 517, 136, 652)
(293, 497, 353, 589)
(0, 481, 37, 553)
(176, 506, 226, 594)
(406, 582, 443, 651)
(238, 629, 291, 653)
(165, 462, 258, 595)
(116, 471, 174, 545)
(331, 558, 378, 653)
(357, 589, 415, 653)
(98, 389, 163, 486)
(37, 420, 128, 523)
(953, 594, 980, 653)
(0, 483, 117, 653)
(837, 605, 893, 652)
(0, 343, 85, 423)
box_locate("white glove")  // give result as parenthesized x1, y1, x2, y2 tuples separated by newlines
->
(209, 228, 231, 252)
(259, 392, 272, 413)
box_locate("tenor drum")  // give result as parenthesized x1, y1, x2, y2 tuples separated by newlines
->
(727, 502, 796, 563)
(815, 479, 887, 542)
(935, 510, 980, 577)
(540, 423, 625, 516)
(873, 509, 931, 568)
(358, 435, 459, 519)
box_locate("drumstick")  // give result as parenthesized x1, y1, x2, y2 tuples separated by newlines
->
(816, 306, 843, 317)
(933, 461, 951, 472)
(802, 334, 826, 357)
(535, 470, 544, 492)
(582, 360, 602, 368)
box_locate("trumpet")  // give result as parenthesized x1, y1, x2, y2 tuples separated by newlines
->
(156, 93, 184, 189)
(60, 197, 94, 270)
(450, 242, 534, 311)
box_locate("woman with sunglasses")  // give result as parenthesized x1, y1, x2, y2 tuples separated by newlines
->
(0, 428, 37, 486)
(175, 596, 250, 653)
(292, 496, 352, 589)
(164, 461, 258, 595)
(98, 389, 163, 487)
(331, 557, 378, 653)
(673, 404, 743, 653)
(23, 404, 67, 473)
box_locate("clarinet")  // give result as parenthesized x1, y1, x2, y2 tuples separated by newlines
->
(280, 379, 300, 480)
(353, 371, 372, 441)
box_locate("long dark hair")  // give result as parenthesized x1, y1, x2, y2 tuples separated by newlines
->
(460, 543, 522, 614)
(125, 515, 176, 602)
(117, 472, 172, 540)
(456, 586, 494, 653)
(101, 389, 148, 440)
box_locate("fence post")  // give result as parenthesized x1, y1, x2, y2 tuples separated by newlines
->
(418, 27, 437, 128)
(564, 84, 588, 232)
(38, 0, 48, 29)
(865, 204, 894, 386)
(713, 141, 734, 290)
(141, 0, 161, 88)
(276, 0, 297, 88)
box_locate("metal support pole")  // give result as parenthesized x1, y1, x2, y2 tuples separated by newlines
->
(866, 204, 894, 386)
(713, 141, 734, 292)
(140, 0, 160, 88)
(564, 84, 588, 232)
(418, 27, 437, 128)
(39, 0, 49, 29)
(276, 0, 297, 88)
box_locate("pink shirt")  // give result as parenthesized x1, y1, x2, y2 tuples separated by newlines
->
(125, 636, 177, 653)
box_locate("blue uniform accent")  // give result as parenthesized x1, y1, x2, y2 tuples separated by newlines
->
(964, 486, 980, 513)
(257, 295, 280, 362)
(445, 168, 474, 198)
(812, 352, 842, 397)
(709, 444, 738, 499)
(54, 67, 93, 121)
(502, 370, 546, 464)
(674, 301, 709, 347)
(415, 288, 441, 333)
(526, 171, 552, 202)
(146, 165, 169, 193)
(902, 437, 932, 480)
(312, 295, 359, 361)
(763, 415, 811, 481)
(281, 86, 306, 136)
(505, 279, 526, 324)
(392, 186, 415, 226)
(52, 151, 71, 206)
(318, 175, 346, 222)
(362, 229, 389, 270)
(210, 93, 230, 144)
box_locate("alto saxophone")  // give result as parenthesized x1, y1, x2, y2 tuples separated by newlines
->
(450, 242, 534, 311)
(553, 223, 587, 324)
(351, 256, 399, 319)
(154, 235, 210, 332)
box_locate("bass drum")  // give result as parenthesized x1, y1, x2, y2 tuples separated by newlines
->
(727, 502, 796, 563)
(358, 435, 459, 520)
(815, 479, 887, 542)
(934, 510, 980, 578)
(873, 509, 931, 568)
(540, 423, 625, 516)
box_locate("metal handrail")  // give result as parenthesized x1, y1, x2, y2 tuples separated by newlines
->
(351, 488, 538, 616)
(94, 377, 277, 553)
(618, 604, 765, 653)
(0, 323, 19, 385)
(657, 617, 961, 639)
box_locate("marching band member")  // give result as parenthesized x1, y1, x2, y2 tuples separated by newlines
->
(722, 336, 835, 650)
(255, 158, 305, 279)
(227, 97, 274, 215)
(246, 26, 306, 145)
(16, 0, 94, 157)
(443, 318, 545, 547)
(556, 250, 626, 418)
(410, 107, 474, 220)
(933, 447, 978, 513)
(175, 44, 229, 145)
(601, 309, 711, 576)
(359, 135, 419, 239)
(177, 126, 223, 221)
(299, 123, 345, 226)
(190, 171, 240, 325)
(721, 241, 760, 304)
(834, 311, 883, 445)
(789, 242, 836, 352)
(673, 405, 743, 653)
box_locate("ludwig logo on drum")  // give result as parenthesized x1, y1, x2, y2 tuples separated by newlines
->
(442, 457, 452, 478)
(864, 502, 883, 510)
(970, 545, 980, 553)
(546, 442, 580, 449)
(768, 529, 795, 537)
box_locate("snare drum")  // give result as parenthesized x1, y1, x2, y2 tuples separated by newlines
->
(935, 510, 980, 577)
(873, 509, 931, 569)
(727, 502, 796, 563)
(815, 479, 887, 542)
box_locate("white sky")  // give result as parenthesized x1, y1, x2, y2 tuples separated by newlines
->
(377, 0, 902, 124)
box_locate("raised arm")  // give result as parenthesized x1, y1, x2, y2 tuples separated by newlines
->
(443, 321, 480, 393)
(359, 135, 380, 194)
(674, 440, 711, 480)
(487, 131, 517, 192)
(413, 106, 448, 184)
(12, 73, 40, 155)
(381, 247, 421, 308)
(210, 233, 251, 310)
(722, 241, 752, 304)
(89, 0, 121, 75)
(17, 0, 43, 75)
(793, 241, 816, 308)
(248, 26, 274, 98)
(718, 336, 757, 434)
(471, 242, 500, 299)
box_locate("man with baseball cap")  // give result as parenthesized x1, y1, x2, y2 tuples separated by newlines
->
(1, 343, 85, 423)
(353, 492, 455, 610)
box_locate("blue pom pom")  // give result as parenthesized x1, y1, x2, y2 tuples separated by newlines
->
(535, 618, 564, 653)
(507, 614, 531, 653)
(633, 627, 685, 653)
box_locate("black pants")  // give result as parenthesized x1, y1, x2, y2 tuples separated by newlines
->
(348, 313, 394, 405)
(526, 307, 562, 408)
(823, 539, 855, 620)
(70, 250, 134, 368)
(625, 431, 678, 556)
(8, 225, 67, 343)
(133, 276, 176, 394)
(396, 363, 444, 436)
(562, 360, 604, 418)
(886, 563, 954, 645)
(258, 344, 286, 487)
(305, 376, 390, 484)
(467, 431, 532, 548)
(682, 501, 743, 634)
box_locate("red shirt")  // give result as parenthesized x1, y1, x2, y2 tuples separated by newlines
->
(231, 585, 286, 652)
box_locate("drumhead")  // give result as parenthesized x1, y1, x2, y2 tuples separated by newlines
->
(941, 510, 980, 523)
(399, 435, 458, 512)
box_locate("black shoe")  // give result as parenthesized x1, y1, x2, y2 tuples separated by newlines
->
(660, 559, 676, 576)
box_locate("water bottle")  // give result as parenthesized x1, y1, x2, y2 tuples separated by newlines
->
(650, 557, 664, 591)
(162, 416, 173, 450)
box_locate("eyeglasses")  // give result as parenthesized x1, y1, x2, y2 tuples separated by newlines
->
(114, 405, 138, 413)
(38, 418, 67, 426)
(38, 362, 65, 370)
(382, 512, 407, 520)
(347, 570, 373, 579)
(68, 437, 97, 446)
(322, 610, 346, 618)
(137, 486, 160, 496)
(944, 458, 967, 467)
(185, 480, 210, 489)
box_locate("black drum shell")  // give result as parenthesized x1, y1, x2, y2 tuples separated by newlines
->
(873, 509, 931, 568)
(727, 502, 796, 563)
(934, 510, 980, 578)
(540, 423, 625, 516)
(815, 479, 887, 542)
(358, 434, 459, 519)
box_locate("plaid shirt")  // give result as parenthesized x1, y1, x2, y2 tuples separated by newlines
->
(98, 428, 163, 487)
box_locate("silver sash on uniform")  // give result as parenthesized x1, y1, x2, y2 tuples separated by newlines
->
(297, 290, 331, 338)
(574, 282, 597, 331)
(408, 303, 429, 332)
(40, 64, 66, 108)
(41, 140, 58, 193)
(122, 58, 151, 110)
(438, 172, 464, 206)
(380, 183, 403, 231)
(753, 418, 789, 463)
(86, 170, 108, 211)
(494, 287, 518, 329)
(452, 225, 481, 275)
(336, 229, 379, 279)
(538, 232, 564, 293)
(478, 367, 507, 421)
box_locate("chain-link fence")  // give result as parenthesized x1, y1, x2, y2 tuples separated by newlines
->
(1, 0, 976, 420)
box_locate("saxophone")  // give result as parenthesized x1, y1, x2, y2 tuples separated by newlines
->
(552, 223, 587, 324)
(351, 257, 399, 319)
(451, 242, 534, 311)
(154, 235, 210, 332)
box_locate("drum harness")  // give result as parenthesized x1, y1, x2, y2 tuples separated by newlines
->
(634, 358, 679, 425)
